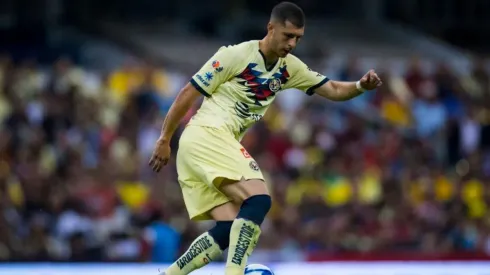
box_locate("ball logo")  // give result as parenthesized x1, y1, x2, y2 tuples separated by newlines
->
(249, 161, 260, 171)
(268, 78, 281, 92)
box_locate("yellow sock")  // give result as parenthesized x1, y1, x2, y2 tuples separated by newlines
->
(164, 232, 223, 275)
(225, 218, 261, 275)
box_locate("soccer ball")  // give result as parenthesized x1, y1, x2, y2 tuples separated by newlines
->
(244, 264, 274, 275)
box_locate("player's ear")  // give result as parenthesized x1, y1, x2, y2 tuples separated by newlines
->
(267, 22, 274, 33)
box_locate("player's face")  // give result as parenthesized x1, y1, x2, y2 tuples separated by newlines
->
(269, 20, 304, 57)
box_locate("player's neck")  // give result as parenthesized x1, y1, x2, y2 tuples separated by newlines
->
(259, 38, 279, 67)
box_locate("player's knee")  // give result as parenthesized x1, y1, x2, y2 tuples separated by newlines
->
(208, 221, 233, 250)
(237, 194, 272, 226)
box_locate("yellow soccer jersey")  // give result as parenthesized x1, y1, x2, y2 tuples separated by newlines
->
(189, 40, 329, 140)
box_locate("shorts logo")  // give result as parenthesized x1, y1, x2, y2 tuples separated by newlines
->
(241, 148, 251, 158)
(249, 161, 260, 171)
(268, 78, 281, 92)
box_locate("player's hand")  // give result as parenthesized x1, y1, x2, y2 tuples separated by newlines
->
(149, 138, 171, 172)
(359, 69, 383, 90)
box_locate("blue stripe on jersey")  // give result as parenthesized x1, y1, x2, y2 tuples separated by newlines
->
(190, 78, 211, 97)
(306, 77, 330, 96)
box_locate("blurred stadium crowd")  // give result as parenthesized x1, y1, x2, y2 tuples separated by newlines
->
(0, 50, 490, 263)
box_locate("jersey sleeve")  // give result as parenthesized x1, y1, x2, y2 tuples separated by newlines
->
(286, 56, 330, 96)
(190, 46, 240, 97)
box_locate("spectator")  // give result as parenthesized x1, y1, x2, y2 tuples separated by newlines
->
(1, 52, 489, 263)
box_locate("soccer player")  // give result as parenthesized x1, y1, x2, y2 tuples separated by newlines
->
(149, 2, 382, 275)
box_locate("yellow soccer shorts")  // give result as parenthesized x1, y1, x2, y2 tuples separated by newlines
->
(176, 125, 264, 221)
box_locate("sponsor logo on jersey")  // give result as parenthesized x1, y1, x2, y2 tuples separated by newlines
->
(235, 102, 251, 118)
(212, 60, 223, 72)
(196, 74, 210, 87)
(234, 102, 263, 128)
(204, 72, 213, 81)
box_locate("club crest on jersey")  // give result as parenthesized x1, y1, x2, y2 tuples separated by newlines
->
(212, 60, 223, 72)
(269, 78, 281, 92)
(249, 160, 260, 171)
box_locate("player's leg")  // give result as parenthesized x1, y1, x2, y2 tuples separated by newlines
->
(218, 178, 272, 275)
(207, 201, 241, 251)
(167, 125, 269, 275)
(161, 201, 239, 275)
(161, 124, 240, 275)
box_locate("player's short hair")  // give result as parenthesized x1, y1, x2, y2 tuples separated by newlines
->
(270, 2, 305, 28)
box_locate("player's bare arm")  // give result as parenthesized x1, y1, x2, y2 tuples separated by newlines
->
(149, 83, 202, 172)
(314, 69, 383, 101)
